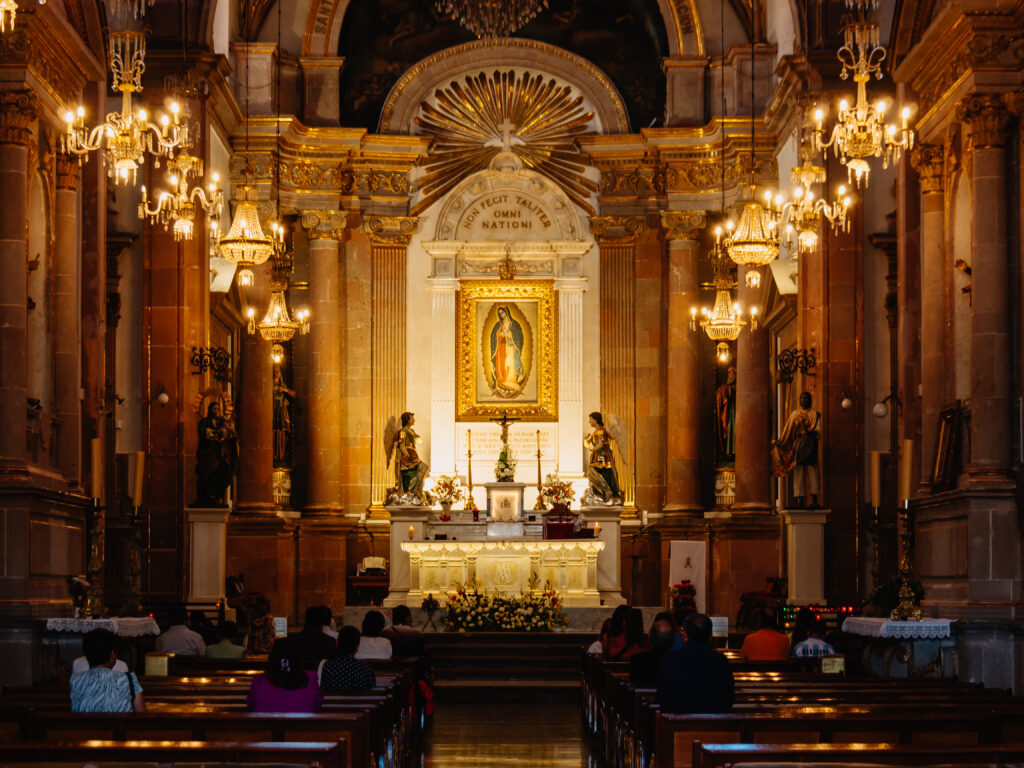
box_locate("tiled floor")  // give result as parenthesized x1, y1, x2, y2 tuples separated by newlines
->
(422, 698, 594, 767)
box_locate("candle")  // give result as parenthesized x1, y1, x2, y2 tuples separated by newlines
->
(642, 509, 648, 527)
(90, 437, 102, 503)
(408, 526, 415, 539)
(900, 439, 914, 503)
(870, 451, 881, 509)
(132, 451, 145, 507)
(594, 522, 601, 537)
(467, 429, 472, 454)
(536, 429, 541, 452)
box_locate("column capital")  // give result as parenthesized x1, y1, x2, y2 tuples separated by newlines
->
(661, 210, 706, 241)
(425, 277, 460, 293)
(0, 91, 36, 146)
(301, 210, 346, 240)
(590, 215, 645, 244)
(364, 215, 417, 245)
(910, 144, 944, 195)
(554, 277, 588, 292)
(956, 94, 1011, 150)
(56, 153, 80, 191)
(1004, 90, 1024, 118)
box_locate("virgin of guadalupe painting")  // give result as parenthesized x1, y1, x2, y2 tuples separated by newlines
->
(488, 305, 528, 398)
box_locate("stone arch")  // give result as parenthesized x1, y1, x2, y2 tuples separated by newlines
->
(380, 39, 629, 136)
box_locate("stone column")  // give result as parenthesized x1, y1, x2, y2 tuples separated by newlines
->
(556, 277, 587, 477)
(54, 154, 81, 485)
(366, 216, 416, 513)
(301, 211, 346, 515)
(590, 215, 644, 512)
(957, 95, 1012, 480)
(427, 277, 458, 476)
(0, 92, 34, 468)
(236, 261, 275, 513)
(733, 266, 772, 511)
(910, 145, 946, 489)
(661, 210, 706, 515)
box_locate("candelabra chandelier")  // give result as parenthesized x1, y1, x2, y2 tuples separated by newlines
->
(138, 154, 223, 241)
(60, 28, 187, 185)
(218, 193, 275, 287)
(246, 283, 310, 342)
(721, 184, 784, 286)
(435, 0, 548, 38)
(811, 0, 913, 187)
(691, 229, 758, 363)
(781, 156, 853, 255)
(0, 0, 47, 34)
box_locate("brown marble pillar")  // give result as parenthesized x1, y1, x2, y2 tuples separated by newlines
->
(0, 92, 35, 468)
(957, 95, 1012, 480)
(301, 211, 346, 515)
(591, 216, 644, 513)
(236, 261, 275, 513)
(910, 145, 946, 489)
(54, 155, 81, 486)
(661, 210, 706, 515)
(366, 216, 415, 513)
(733, 266, 772, 511)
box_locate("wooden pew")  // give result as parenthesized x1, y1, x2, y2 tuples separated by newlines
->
(0, 740, 347, 768)
(693, 742, 1024, 768)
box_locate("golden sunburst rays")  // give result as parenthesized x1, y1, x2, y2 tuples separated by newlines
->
(412, 69, 598, 217)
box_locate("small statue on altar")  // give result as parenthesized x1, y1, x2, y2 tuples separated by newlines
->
(385, 412, 430, 504)
(584, 411, 624, 505)
(195, 400, 237, 506)
(772, 391, 822, 508)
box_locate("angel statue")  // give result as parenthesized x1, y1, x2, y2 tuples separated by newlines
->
(584, 411, 626, 505)
(384, 411, 430, 504)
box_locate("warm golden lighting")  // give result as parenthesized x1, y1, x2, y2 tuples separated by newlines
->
(690, 227, 758, 361)
(270, 343, 285, 364)
(435, 0, 548, 38)
(250, 285, 310, 343)
(781, 149, 854, 255)
(218, 198, 274, 281)
(138, 156, 222, 241)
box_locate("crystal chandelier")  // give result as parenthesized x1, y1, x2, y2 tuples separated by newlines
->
(435, 0, 548, 38)
(722, 185, 783, 286)
(0, 0, 46, 35)
(60, 28, 187, 185)
(218, 195, 275, 287)
(781, 155, 853, 255)
(246, 282, 310, 342)
(138, 154, 222, 241)
(691, 228, 758, 363)
(811, 0, 913, 187)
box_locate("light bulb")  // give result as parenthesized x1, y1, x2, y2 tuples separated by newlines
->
(814, 109, 824, 121)
(138, 109, 147, 121)
(839, 99, 849, 112)
(64, 111, 74, 123)
(76, 106, 85, 117)
(876, 100, 887, 114)
(902, 106, 911, 119)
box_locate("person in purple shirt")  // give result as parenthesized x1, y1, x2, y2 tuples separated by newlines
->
(247, 637, 323, 713)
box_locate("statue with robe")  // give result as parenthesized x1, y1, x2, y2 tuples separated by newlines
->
(195, 400, 237, 506)
(715, 365, 736, 458)
(385, 411, 430, 503)
(584, 411, 625, 505)
(772, 391, 822, 508)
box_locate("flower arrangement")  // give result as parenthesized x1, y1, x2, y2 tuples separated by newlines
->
(66, 574, 89, 614)
(495, 446, 517, 481)
(432, 475, 465, 505)
(541, 474, 575, 509)
(442, 578, 569, 632)
(669, 581, 697, 616)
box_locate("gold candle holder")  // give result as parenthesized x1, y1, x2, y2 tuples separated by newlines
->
(533, 430, 546, 511)
(891, 439, 921, 621)
(465, 429, 477, 512)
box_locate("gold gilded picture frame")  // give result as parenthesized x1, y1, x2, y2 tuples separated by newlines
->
(456, 280, 558, 422)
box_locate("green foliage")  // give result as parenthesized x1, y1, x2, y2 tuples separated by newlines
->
(442, 578, 569, 632)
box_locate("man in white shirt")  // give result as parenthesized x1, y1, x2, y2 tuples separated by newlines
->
(154, 606, 206, 655)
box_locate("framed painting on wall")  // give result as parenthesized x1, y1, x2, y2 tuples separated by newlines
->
(455, 280, 558, 422)
(931, 400, 962, 491)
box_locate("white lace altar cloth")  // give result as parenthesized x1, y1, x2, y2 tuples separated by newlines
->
(45, 617, 161, 637)
(842, 616, 951, 639)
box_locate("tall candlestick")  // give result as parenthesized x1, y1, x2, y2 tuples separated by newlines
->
(533, 429, 545, 511)
(465, 429, 477, 512)
(900, 439, 914, 503)
(132, 451, 146, 506)
(870, 451, 881, 510)
(90, 437, 102, 503)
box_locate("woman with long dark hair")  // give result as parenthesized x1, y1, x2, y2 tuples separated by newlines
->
(612, 608, 648, 661)
(601, 604, 631, 660)
(247, 637, 323, 713)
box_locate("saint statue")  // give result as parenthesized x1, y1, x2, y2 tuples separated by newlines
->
(489, 305, 526, 398)
(772, 391, 822, 508)
(385, 411, 430, 503)
(714, 365, 736, 457)
(195, 400, 237, 506)
(272, 366, 295, 467)
(584, 411, 623, 505)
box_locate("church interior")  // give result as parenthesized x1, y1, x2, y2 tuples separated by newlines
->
(5, 0, 1024, 762)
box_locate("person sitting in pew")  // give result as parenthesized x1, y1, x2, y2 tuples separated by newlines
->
(600, 604, 630, 659)
(656, 613, 733, 714)
(70, 628, 145, 713)
(155, 605, 206, 656)
(320, 626, 376, 690)
(207, 620, 246, 659)
(190, 609, 220, 646)
(71, 655, 127, 676)
(628, 615, 676, 687)
(296, 605, 338, 668)
(247, 637, 323, 713)
(608, 608, 647, 661)
(355, 610, 393, 660)
(382, 604, 424, 658)
(740, 607, 790, 661)
(792, 616, 837, 658)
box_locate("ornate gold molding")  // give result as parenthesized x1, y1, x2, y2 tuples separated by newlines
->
(301, 210, 347, 241)
(956, 94, 1011, 151)
(56, 153, 79, 190)
(661, 210, 707, 241)
(599, 167, 666, 197)
(0, 91, 36, 146)
(910, 144, 944, 196)
(365, 215, 417, 245)
(590, 216, 645, 245)
(1004, 90, 1024, 120)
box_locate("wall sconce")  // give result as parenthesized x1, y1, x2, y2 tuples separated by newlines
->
(841, 396, 854, 411)
(155, 386, 169, 406)
(873, 393, 899, 418)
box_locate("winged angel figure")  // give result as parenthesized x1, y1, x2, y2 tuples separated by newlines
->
(384, 412, 430, 505)
(583, 411, 627, 506)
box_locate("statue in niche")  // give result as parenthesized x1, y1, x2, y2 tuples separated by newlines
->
(715, 365, 736, 459)
(272, 366, 295, 467)
(489, 305, 527, 398)
(772, 391, 822, 509)
(583, 411, 625, 506)
(384, 411, 430, 504)
(195, 399, 237, 506)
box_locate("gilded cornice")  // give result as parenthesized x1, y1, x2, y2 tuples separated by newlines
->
(0, 91, 36, 146)
(599, 167, 666, 198)
(661, 210, 707, 241)
(910, 144, 944, 195)
(956, 93, 1011, 150)
(364, 215, 417, 245)
(590, 216, 645, 245)
(301, 210, 347, 241)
